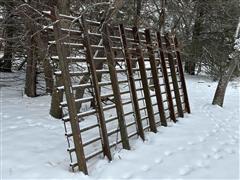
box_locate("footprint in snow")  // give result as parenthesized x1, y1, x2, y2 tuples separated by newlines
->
(187, 141, 195, 145)
(205, 133, 210, 137)
(213, 153, 223, 160)
(198, 137, 206, 142)
(122, 173, 133, 179)
(196, 160, 209, 168)
(177, 147, 185, 151)
(212, 129, 218, 133)
(211, 147, 220, 153)
(224, 148, 235, 154)
(164, 151, 173, 156)
(229, 139, 237, 145)
(179, 165, 194, 176)
(219, 141, 227, 146)
(3, 115, 10, 118)
(220, 128, 226, 132)
(8, 126, 18, 129)
(154, 158, 163, 164)
(141, 165, 150, 172)
(45, 161, 56, 167)
(202, 153, 210, 159)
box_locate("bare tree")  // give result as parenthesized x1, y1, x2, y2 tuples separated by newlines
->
(49, 0, 70, 118)
(0, 1, 15, 72)
(212, 18, 240, 107)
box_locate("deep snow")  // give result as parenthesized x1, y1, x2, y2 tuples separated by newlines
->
(1, 74, 239, 179)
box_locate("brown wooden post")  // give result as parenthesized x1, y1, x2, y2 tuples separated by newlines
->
(156, 32, 176, 122)
(80, 17, 112, 160)
(145, 29, 167, 127)
(132, 27, 157, 133)
(164, 34, 184, 118)
(173, 36, 191, 113)
(102, 24, 130, 150)
(51, 7, 88, 174)
(119, 24, 145, 140)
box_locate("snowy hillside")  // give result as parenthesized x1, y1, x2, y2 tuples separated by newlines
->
(1, 75, 239, 179)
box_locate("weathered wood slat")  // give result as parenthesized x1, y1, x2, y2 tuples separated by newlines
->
(164, 34, 184, 118)
(102, 24, 130, 150)
(173, 36, 191, 113)
(51, 8, 88, 175)
(47, 8, 190, 174)
(145, 29, 167, 127)
(119, 24, 145, 141)
(132, 27, 157, 133)
(156, 32, 176, 122)
(80, 17, 112, 161)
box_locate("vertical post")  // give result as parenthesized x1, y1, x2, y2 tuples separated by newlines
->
(119, 24, 145, 140)
(156, 32, 176, 122)
(132, 27, 157, 133)
(80, 17, 112, 160)
(173, 36, 191, 113)
(164, 34, 184, 118)
(145, 29, 167, 127)
(102, 24, 130, 150)
(51, 7, 88, 174)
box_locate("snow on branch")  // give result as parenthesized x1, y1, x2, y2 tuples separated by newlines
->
(234, 38, 240, 51)
(234, 17, 240, 52)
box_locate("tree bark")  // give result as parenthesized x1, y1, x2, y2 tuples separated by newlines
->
(132, 0, 142, 68)
(24, 22, 37, 97)
(185, 0, 205, 75)
(50, 76, 63, 118)
(0, 3, 15, 72)
(35, 32, 53, 94)
(49, 0, 70, 118)
(212, 52, 239, 106)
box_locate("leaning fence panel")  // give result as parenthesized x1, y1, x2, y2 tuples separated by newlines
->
(45, 10, 191, 174)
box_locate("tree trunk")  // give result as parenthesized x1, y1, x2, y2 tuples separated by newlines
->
(24, 22, 37, 97)
(50, 76, 63, 118)
(75, 60, 105, 112)
(49, 0, 70, 118)
(132, 0, 142, 69)
(185, 0, 205, 75)
(133, 0, 142, 27)
(0, 3, 14, 72)
(35, 32, 53, 94)
(212, 52, 239, 107)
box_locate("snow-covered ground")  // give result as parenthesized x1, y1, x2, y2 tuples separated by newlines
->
(1, 74, 239, 179)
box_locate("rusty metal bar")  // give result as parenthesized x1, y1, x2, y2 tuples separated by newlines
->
(119, 24, 145, 140)
(132, 27, 157, 133)
(144, 29, 167, 127)
(156, 32, 176, 122)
